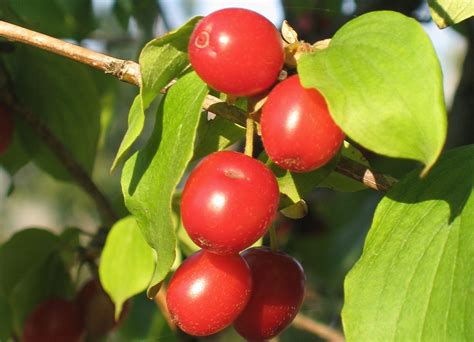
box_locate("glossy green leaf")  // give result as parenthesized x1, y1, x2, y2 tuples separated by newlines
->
(428, 0, 474, 28)
(320, 142, 370, 192)
(8, 0, 96, 40)
(112, 17, 201, 171)
(298, 11, 446, 175)
(121, 72, 208, 295)
(99, 216, 155, 318)
(6, 47, 101, 181)
(260, 152, 338, 208)
(343, 145, 474, 341)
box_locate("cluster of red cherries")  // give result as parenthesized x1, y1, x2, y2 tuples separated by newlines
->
(21, 279, 128, 342)
(166, 8, 345, 340)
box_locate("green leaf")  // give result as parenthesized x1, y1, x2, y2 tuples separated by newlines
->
(193, 113, 245, 161)
(343, 145, 474, 341)
(428, 0, 474, 28)
(99, 216, 155, 318)
(7, 0, 96, 40)
(121, 71, 208, 295)
(298, 11, 447, 175)
(6, 47, 101, 181)
(319, 142, 370, 192)
(0, 228, 72, 334)
(0, 229, 59, 295)
(0, 122, 30, 176)
(260, 152, 338, 208)
(111, 17, 201, 171)
(0, 293, 12, 340)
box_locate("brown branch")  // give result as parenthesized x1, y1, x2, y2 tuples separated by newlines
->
(0, 20, 141, 86)
(0, 19, 396, 193)
(292, 314, 345, 342)
(336, 156, 397, 193)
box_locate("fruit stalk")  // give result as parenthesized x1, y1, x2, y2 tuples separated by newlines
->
(244, 117, 254, 157)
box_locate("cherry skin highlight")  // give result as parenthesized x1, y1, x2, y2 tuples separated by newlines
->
(22, 298, 84, 342)
(166, 250, 252, 336)
(0, 106, 13, 155)
(234, 247, 305, 340)
(261, 75, 345, 172)
(76, 279, 129, 339)
(188, 8, 284, 97)
(181, 151, 280, 254)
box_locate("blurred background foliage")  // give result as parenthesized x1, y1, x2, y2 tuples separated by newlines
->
(0, 0, 471, 341)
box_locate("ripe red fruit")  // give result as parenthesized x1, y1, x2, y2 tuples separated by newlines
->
(76, 279, 129, 338)
(0, 106, 13, 155)
(234, 247, 305, 340)
(22, 298, 84, 342)
(181, 151, 280, 254)
(166, 250, 252, 336)
(188, 8, 284, 97)
(261, 75, 345, 172)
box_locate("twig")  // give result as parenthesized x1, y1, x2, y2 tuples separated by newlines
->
(292, 314, 345, 342)
(0, 20, 141, 86)
(0, 19, 396, 193)
(335, 156, 397, 193)
(154, 285, 176, 332)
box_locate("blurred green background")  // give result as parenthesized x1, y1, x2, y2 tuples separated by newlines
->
(0, 1, 471, 341)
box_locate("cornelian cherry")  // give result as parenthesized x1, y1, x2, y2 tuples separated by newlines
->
(261, 75, 345, 172)
(188, 8, 284, 97)
(181, 151, 280, 254)
(0, 106, 13, 155)
(22, 298, 84, 342)
(234, 247, 306, 340)
(166, 250, 252, 336)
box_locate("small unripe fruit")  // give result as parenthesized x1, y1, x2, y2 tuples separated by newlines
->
(189, 8, 284, 97)
(181, 151, 280, 254)
(167, 250, 252, 336)
(234, 247, 305, 340)
(22, 298, 84, 342)
(261, 75, 345, 172)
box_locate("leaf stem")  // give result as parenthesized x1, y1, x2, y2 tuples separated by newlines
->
(244, 117, 254, 157)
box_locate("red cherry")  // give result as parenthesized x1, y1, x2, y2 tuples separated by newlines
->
(261, 75, 345, 172)
(166, 250, 252, 336)
(22, 298, 84, 342)
(76, 279, 129, 338)
(181, 151, 280, 254)
(188, 8, 284, 97)
(234, 247, 305, 340)
(0, 106, 13, 155)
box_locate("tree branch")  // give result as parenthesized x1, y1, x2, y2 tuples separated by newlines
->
(0, 19, 396, 193)
(0, 20, 141, 86)
(292, 314, 345, 342)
